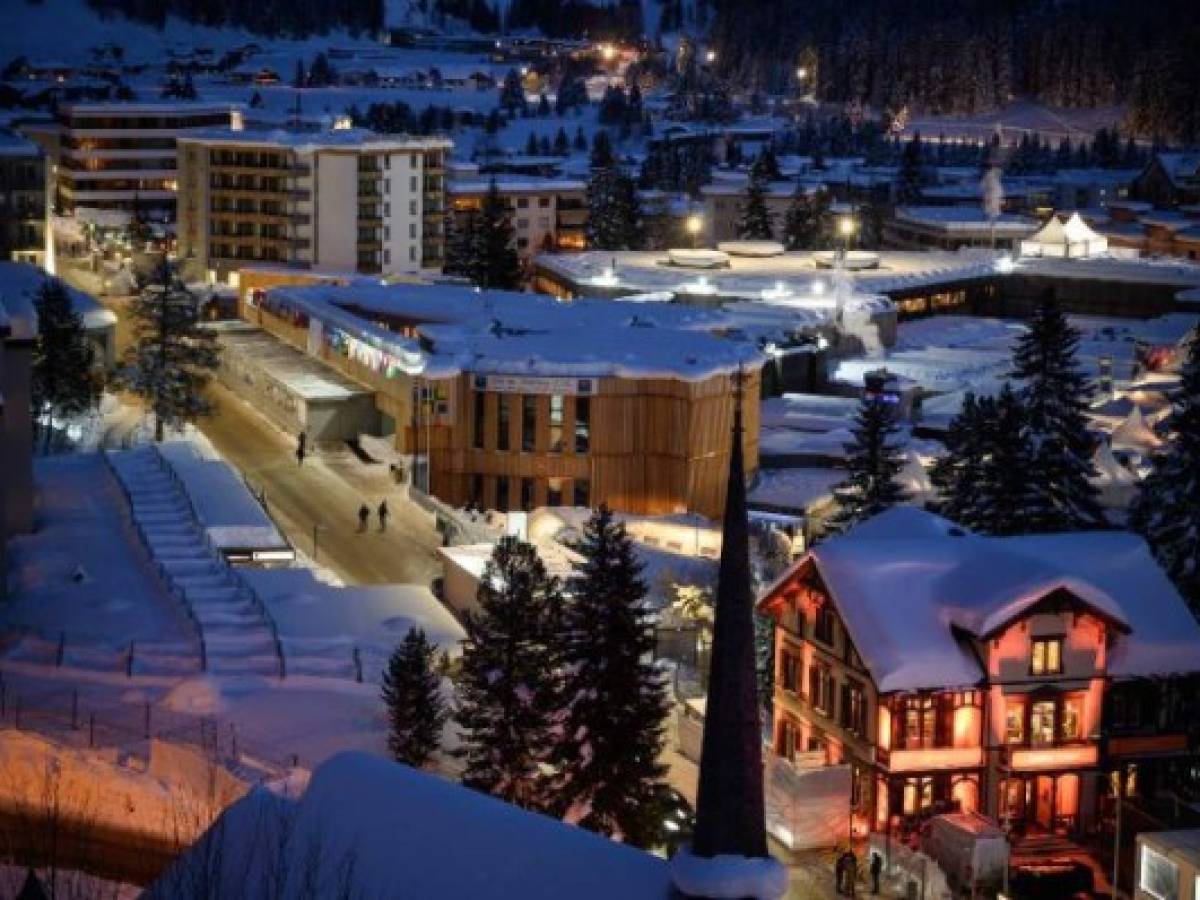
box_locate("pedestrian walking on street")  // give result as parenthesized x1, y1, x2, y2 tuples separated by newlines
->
(378, 500, 390, 532)
(835, 853, 847, 896)
(358, 503, 370, 533)
(296, 431, 307, 466)
(870, 852, 882, 895)
(846, 850, 858, 898)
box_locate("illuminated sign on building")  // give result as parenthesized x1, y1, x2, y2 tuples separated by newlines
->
(1009, 745, 1098, 771)
(478, 375, 596, 396)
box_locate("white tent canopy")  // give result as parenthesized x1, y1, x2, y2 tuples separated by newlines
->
(1020, 212, 1108, 259)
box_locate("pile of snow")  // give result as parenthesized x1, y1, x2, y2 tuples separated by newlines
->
(669, 847, 788, 900)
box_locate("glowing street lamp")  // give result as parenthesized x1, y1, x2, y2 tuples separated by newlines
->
(705, 49, 717, 64)
(837, 215, 858, 264)
(796, 66, 808, 81)
(686, 213, 704, 248)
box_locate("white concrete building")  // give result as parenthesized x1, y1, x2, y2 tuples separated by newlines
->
(177, 127, 451, 282)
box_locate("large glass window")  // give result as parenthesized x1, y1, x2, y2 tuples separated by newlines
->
(1139, 845, 1179, 900)
(521, 395, 537, 452)
(1005, 699, 1025, 744)
(496, 395, 510, 451)
(1031, 700, 1056, 747)
(574, 396, 590, 453)
(549, 395, 564, 452)
(809, 665, 833, 716)
(1061, 695, 1083, 741)
(904, 697, 936, 749)
(1031, 638, 1063, 675)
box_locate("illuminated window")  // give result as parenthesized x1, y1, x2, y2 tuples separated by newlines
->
(1061, 695, 1083, 741)
(1005, 699, 1025, 744)
(904, 697, 936, 749)
(809, 664, 833, 715)
(1031, 638, 1063, 675)
(1031, 700, 1056, 747)
(549, 395, 564, 452)
(574, 397, 590, 453)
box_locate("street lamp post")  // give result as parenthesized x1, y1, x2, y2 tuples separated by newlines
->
(686, 213, 703, 249)
(838, 215, 858, 265)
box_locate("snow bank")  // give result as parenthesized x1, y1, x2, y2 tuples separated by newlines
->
(669, 847, 788, 900)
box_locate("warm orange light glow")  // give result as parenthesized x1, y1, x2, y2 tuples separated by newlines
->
(952, 705, 981, 748)
(1010, 745, 1098, 771)
(1056, 773, 1079, 818)
(952, 778, 979, 814)
(878, 707, 892, 750)
(887, 747, 984, 772)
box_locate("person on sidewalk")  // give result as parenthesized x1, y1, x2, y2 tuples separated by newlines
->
(358, 503, 370, 533)
(296, 431, 307, 466)
(378, 500, 390, 532)
(870, 851, 883, 895)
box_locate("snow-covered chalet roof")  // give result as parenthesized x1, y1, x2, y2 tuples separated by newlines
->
(153, 752, 672, 899)
(760, 506, 1200, 693)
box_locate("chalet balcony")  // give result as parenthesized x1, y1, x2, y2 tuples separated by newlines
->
(875, 745, 984, 773)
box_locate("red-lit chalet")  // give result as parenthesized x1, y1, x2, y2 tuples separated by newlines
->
(757, 507, 1200, 838)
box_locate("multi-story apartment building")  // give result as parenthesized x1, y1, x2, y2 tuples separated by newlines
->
(24, 103, 236, 220)
(758, 506, 1200, 839)
(0, 131, 47, 266)
(447, 176, 586, 261)
(177, 128, 451, 282)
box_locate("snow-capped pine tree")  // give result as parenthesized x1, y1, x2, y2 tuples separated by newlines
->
(499, 68, 526, 115)
(380, 627, 447, 769)
(120, 261, 219, 442)
(30, 277, 99, 449)
(782, 186, 830, 249)
(736, 170, 775, 240)
(1131, 329, 1200, 612)
(824, 395, 906, 534)
(1010, 289, 1105, 531)
(929, 391, 988, 525)
(469, 181, 522, 290)
(550, 506, 670, 848)
(586, 167, 645, 251)
(443, 207, 476, 278)
(456, 537, 561, 811)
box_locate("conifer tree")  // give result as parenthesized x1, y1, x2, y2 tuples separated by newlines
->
(736, 171, 775, 241)
(929, 391, 988, 525)
(30, 278, 99, 449)
(897, 133, 924, 203)
(825, 395, 906, 534)
(550, 506, 670, 848)
(553, 127, 569, 155)
(782, 186, 829, 249)
(1010, 289, 1104, 531)
(586, 166, 644, 250)
(456, 537, 561, 811)
(590, 130, 615, 169)
(968, 385, 1042, 536)
(499, 68, 527, 115)
(120, 262, 219, 442)
(380, 627, 447, 769)
(1131, 329, 1200, 612)
(470, 181, 522, 290)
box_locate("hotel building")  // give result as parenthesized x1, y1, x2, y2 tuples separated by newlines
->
(447, 176, 587, 261)
(757, 506, 1200, 839)
(177, 128, 451, 282)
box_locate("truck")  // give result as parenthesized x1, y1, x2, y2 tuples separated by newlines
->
(921, 812, 1010, 895)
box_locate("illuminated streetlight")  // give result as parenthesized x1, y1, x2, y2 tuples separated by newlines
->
(705, 49, 717, 64)
(838, 216, 858, 238)
(600, 43, 616, 62)
(796, 67, 808, 80)
(686, 213, 703, 248)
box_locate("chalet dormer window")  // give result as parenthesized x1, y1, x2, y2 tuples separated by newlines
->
(814, 603, 836, 646)
(1031, 637, 1063, 676)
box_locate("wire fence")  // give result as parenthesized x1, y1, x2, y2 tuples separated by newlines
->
(0, 667, 300, 779)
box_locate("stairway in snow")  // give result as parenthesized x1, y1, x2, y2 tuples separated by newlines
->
(105, 446, 283, 678)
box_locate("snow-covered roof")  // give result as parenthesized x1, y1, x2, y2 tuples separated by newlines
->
(447, 175, 586, 194)
(762, 507, 1200, 692)
(0, 262, 115, 340)
(156, 752, 672, 899)
(264, 281, 765, 382)
(440, 540, 582, 584)
(894, 206, 1039, 235)
(179, 127, 451, 152)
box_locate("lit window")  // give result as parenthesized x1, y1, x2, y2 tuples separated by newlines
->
(549, 395, 564, 452)
(1139, 845, 1179, 900)
(1031, 638, 1063, 675)
(1031, 700, 1056, 747)
(1005, 699, 1025, 744)
(1061, 695, 1083, 741)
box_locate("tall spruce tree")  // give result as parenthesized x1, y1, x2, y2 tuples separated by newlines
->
(1010, 289, 1104, 531)
(471, 181, 522, 290)
(120, 262, 219, 442)
(550, 505, 669, 847)
(455, 537, 561, 811)
(825, 395, 906, 534)
(969, 385, 1042, 535)
(1131, 329, 1200, 612)
(782, 186, 829, 250)
(929, 391, 988, 525)
(586, 167, 645, 251)
(736, 171, 775, 240)
(380, 627, 447, 768)
(30, 277, 99, 449)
